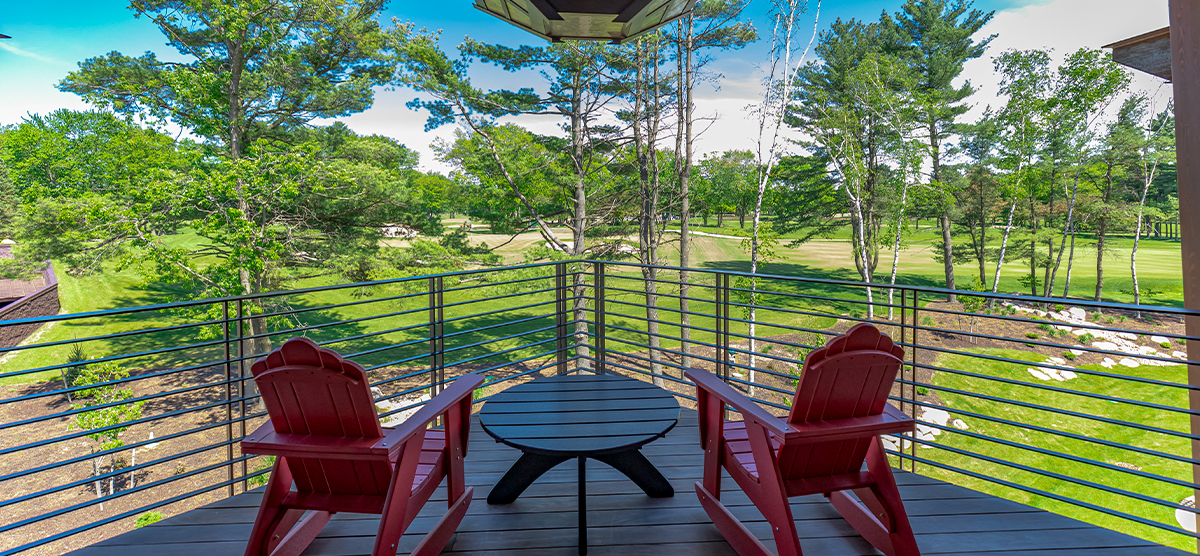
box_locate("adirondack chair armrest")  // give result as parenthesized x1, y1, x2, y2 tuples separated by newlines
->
(241, 421, 391, 459)
(686, 368, 796, 440)
(789, 404, 915, 443)
(375, 374, 485, 458)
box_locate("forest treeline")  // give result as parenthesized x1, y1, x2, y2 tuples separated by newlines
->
(0, 0, 1180, 314)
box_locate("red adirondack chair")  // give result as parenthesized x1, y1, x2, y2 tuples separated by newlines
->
(686, 323, 920, 556)
(240, 337, 483, 556)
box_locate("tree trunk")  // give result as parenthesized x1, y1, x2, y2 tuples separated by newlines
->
(633, 40, 664, 387)
(888, 181, 910, 320)
(676, 15, 695, 371)
(1048, 171, 1083, 298)
(941, 211, 955, 300)
(1132, 178, 1152, 307)
(568, 73, 591, 371)
(991, 200, 1017, 296)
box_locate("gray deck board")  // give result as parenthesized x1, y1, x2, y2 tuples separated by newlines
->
(68, 411, 1188, 556)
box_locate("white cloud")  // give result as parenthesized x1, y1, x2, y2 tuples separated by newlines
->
(0, 41, 59, 64)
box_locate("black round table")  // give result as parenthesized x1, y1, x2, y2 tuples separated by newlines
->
(479, 373, 681, 555)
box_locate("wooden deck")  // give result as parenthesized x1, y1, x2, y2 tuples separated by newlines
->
(70, 411, 1188, 556)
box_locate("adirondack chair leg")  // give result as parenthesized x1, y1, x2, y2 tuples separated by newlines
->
(372, 440, 422, 556)
(264, 509, 303, 554)
(695, 482, 772, 556)
(244, 458, 295, 556)
(864, 438, 920, 556)
(270, 510, 333, 556)
(410, 486, 473, 556)
(828, 439, 920, 556)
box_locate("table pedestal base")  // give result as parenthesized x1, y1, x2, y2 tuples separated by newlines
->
(486, 449, 675, 555)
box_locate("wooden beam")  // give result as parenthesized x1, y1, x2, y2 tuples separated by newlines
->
(1105, 27, 1172, 81)
(1168, 2, 1200, 553)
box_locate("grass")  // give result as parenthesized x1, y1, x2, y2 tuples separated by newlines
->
(925, 348, 1193, 551)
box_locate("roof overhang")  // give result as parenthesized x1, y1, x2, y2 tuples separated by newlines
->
(472, 0, 698, 43)
(1104, 26, 1171, 81)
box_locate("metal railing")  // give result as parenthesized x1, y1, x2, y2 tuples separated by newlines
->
(1, 259, 1198, 554)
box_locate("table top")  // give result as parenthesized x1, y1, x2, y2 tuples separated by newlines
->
(478, 374, 681, 457)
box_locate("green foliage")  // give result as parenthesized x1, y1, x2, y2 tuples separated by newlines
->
(1063, 351, 1077, 361)
(916, 386, 930, 395)
(135, 512, 164, 528)
(1079, 332, 1096, 344)
(70, 360, 144, 452)
(247, 456, 276, 489)
(1025, 332, 1039, 339)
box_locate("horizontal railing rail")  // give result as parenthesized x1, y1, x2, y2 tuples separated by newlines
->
(2, 258, 1198, 554)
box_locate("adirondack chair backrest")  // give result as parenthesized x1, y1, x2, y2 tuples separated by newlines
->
(781, 324, 905, 479)
(251, 337, 392, 495)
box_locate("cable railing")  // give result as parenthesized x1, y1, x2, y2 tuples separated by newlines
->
(1, 259, 1198, 554)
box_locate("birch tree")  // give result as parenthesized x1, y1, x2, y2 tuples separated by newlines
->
(744, 0, 819, 390)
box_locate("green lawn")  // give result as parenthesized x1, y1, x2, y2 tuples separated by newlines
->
(925, 348, 1193, 551)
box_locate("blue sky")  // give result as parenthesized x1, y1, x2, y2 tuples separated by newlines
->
(0, 0, 1170, 171)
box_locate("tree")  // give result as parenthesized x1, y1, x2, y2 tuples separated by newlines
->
(955, 110, 1002, 287)
(882, 0, 995, 301)
(1, 110, 183, 273)
(1044, 48, 1129, 299)
(673, 0, 757, 370)
(991, 49, 1052, 296)
(53, 0, 407, 362)
(70, 360, 144, 508)
(1131, 100, 1175, 306)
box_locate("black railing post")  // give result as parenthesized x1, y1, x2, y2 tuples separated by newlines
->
(236, 298, 248, 491)
(222, 300, 234, 497)
(910, 288, 919, 474)
(594, 262, 606, 375)
(556, 262, 568, 375)
(429, 276, 445, 401)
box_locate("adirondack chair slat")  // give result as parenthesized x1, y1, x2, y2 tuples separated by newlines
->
(240, 337, 482, 556)
(687, 323, 921, 556)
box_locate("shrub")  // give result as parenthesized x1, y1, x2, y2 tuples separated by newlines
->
(1037, 323, 1053, 333)
(135, 512, 164, 528)
(1079, 333, 1096, 344)
(1026, 332, 1040, 339)
(1063, 351, 1077, 361)
(247, 456, 276, 488)
(916, 386, 930, 395)
(1179, 338, 1188, 346)
(1054, 304, 1065, 312)
(920, 316, 935, 326)
(1162, 342, 1173, 349)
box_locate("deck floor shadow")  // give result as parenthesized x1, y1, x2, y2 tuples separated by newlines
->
(69, 410, 1188, 556)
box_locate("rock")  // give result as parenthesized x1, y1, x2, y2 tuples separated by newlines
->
(1060, 370, 1078, 380)
(1072, 329, 1090, 336)
(1137, 345, 1158, 356)
(1119, 358, 1140, 368)
(1101, 358, 1116, 369)
(1178, 495, 1197, 533)
(1117, 332, 1138, 341)
(1151, 335, 1171, 344)
(1174, 351, 1189, 359)
(1027, 368, 1052, 381)
(1069, 349, 1085, 355)
(1046, 357, 1067, 365)
(951, 419, 969, 430)
(1040, 367, 1065, 381)
(921, 407, 951, 427)
(1093, 341, 1119, 351)
(1068, 307, 1087, 320)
